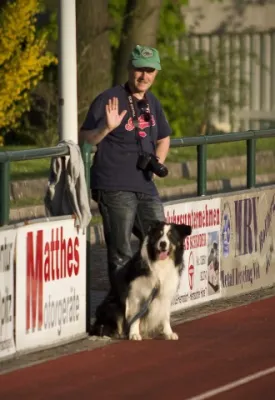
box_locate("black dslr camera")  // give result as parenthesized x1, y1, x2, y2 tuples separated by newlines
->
(137, 152, 168, 178)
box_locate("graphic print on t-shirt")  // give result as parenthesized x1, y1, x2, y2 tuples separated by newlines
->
(125, 114, 156, 138)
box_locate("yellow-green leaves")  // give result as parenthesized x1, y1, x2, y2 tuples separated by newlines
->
(0, 0, 57, 130)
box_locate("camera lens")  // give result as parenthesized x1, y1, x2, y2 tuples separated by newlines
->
(157, 164, 168, 178)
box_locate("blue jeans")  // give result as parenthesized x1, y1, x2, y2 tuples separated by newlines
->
(93, 190, 165, 289)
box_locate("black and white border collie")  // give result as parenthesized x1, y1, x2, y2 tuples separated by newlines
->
(91, 221, 192, 340)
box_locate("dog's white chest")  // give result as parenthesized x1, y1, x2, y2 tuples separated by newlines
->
(140, 260, 179, 334)
(154, 259, 180, 297)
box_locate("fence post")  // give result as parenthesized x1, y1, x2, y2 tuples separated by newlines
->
(81, 142, 92, 333)
(247, 138, 256, 189)
(197, 144, 207, 196)
(0, 161, 10, 226)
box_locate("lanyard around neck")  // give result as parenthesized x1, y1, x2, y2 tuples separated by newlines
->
(123, 83, 154, 153)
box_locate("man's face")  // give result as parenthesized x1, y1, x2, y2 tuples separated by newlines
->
(128, 66, 158, 93)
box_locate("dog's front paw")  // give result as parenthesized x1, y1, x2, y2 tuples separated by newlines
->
(129, 333, 142, 341)
(164, 332, 179, 340)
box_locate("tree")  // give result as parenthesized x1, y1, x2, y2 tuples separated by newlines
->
(76, 0, 112, 126)
(0, 0, 56, 132)
(113, 0, 163, 85)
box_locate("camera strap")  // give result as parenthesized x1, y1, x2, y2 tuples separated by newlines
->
(124, 83, 152, 154)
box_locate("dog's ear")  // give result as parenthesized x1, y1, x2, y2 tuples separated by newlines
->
(173, 223, 192, 238)
(147, 220, 165, 233)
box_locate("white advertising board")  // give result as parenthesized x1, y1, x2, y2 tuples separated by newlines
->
(16, 219, 86, 352)
(0, 228, 16, 359)
(164, 198, 221, 312)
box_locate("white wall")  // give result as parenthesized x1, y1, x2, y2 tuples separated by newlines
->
(183, 0, 275, 34)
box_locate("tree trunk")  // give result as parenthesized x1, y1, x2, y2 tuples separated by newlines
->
(114, 0, 163, 85)
(76, 0, 112, 126)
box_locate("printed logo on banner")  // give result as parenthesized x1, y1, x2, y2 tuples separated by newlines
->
(188, 251, 195, 290)
(266, 242, 274, 274)
(259, 194, 275, 254)
(259, 193, 275, 274)
(207, 231, 220, 294)
(0, 230, 16, 359)
(221, 201, 232, 258)
(234, 196, 259, 257)
(16, 219, 86, 352)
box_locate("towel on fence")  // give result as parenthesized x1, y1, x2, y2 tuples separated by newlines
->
(44, 139, 92, 230)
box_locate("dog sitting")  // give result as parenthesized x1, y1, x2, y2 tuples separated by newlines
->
(91, 221, 192, 340)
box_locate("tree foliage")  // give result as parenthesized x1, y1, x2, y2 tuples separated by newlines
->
(0, 0, 56, 132)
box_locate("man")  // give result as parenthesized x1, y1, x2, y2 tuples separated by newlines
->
(79, 45, 171, 290)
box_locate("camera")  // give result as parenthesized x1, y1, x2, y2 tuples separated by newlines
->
(137, 152, 168, 178)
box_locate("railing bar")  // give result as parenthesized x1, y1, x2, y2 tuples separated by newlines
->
(0, 130, 275, 162)
(170, 129, 275, 148)
(247, 138, 256, 188)
(0, 161, 10, 226)
(197, 144, 207, 196)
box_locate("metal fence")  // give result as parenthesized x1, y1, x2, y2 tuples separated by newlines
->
(1, 129, 275, 227)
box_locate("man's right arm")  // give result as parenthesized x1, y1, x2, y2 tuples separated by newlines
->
(78, 126, 111, 145)
(79, 96, 127, 145)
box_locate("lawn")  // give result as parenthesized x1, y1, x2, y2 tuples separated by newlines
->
(1, 136, 274, 181)
(167, 137, 275, 162)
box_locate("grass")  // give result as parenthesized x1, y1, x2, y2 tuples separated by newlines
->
(167, 137, 275, 162)
(10, 197, 45, 209)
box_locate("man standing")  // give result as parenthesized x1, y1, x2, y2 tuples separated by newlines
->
(79, 45, 171, 290)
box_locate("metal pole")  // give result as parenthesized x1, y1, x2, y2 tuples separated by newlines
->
(0, 162, 10, 226)
(247, 138, 256, 188)
(81, 143, 92, 333)
(58, 0, 78, 143)
(197, 144, 207, 196)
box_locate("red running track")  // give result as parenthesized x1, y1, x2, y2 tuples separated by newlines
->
(1, 296, 275, 400)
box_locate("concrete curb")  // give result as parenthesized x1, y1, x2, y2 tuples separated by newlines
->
(176, 150, 274, 179)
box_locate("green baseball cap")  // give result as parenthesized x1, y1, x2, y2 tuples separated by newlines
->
(130, 45, 161, 70)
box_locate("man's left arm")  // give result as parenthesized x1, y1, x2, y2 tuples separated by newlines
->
(156, 136, 170, 164)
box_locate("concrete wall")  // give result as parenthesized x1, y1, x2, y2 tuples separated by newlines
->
(181, 1, 275, 131)
(183, 0, 275, 34)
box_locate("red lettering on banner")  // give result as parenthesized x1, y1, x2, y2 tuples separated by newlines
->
(166, 205, 220, 229)
(26, 227, 80, 332)
(190, 233, 207, 249)
(74, 237, 80, 275)
(26, 230, 43, 332)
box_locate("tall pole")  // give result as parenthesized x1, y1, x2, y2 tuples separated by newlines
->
(58, 0, 78, 143)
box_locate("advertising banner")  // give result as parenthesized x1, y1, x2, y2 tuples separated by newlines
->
(16, 219, 86, 352)
(164, 198, 221, 312)
(220, 187, 275, 297)
(0, 228, 16, 359)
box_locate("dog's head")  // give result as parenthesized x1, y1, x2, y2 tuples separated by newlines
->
(145, 221, 192, 265)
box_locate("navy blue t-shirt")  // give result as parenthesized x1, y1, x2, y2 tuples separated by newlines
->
(81, 84, 172, 195)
